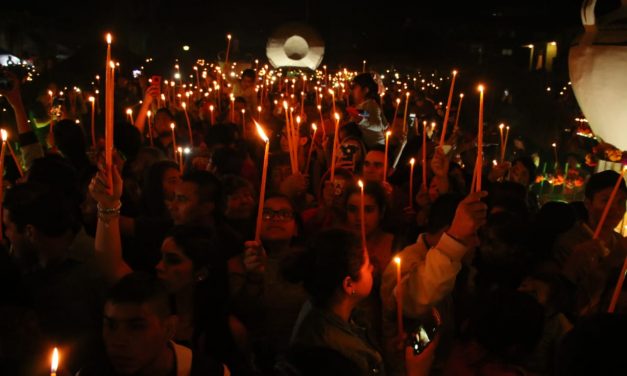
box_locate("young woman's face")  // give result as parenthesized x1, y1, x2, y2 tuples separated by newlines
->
(351, 83, 368, 103)
(346, 193, 381, 235)
(261, 197, 296, 242)
(155, 237, 194, 292)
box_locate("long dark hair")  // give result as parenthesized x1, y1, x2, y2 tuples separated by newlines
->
(352, 73, 380, 102)
(140, 160, 179, 217)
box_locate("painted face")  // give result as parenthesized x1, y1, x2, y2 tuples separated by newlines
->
(261, 197, 296, 242)
(103, 302, 171, 375)
(346, 193, 380, 236)
(363, 151, 385, 182)
(155, 237, 195, 292)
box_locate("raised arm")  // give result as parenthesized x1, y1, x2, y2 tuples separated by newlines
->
(89, 166, 132, 284)
(134, 86, 159, 137)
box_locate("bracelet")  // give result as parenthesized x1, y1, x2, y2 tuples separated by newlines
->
(97, 201, 122, 214)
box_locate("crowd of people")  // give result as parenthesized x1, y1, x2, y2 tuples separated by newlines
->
(0, 52, 625, 376)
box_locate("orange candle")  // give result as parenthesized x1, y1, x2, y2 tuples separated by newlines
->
(300, 91, 305, 117)
(257, 105, 262, 121)
(392, 98, 401, 126)
(51, 347, 59, 376)
(330, 112, 340, 182)
(0, 130, 6, 241)
(170, 123, 177, 161)
(503, 126, 510, 161)
(241, 109, 246, 137)
(439, 70, 457, 146)
(105, 40, 115, 195)
(177, 147, 184, 173)
(328, 89, 336, 117)
(283, 101, 297, 173)
(89, 96, 96, 147)
(384, 130, 391, 181)
(394, 256, 404, 336)
(126, 108, 134, 125)
(225, 34, 232, 67)
(498, 123, 505, 162)
(147, 110, 154, 146)
(255, 121, 270, 242)
(6, 140, 23, 178)
(409, 158, 415, 206)
(181, 102, 194, 145)
(422, 121, 428, 189)
(593, 166, 627, 239)
(304, 123, 317, 174)
(317, 104, 325, 138)
(230, 95, 235, 122)
(475, 85, 484, 192)
(453, 93, 464, 132)
(402, 92, 410, 133)
(358, 180, 367, 250)
(609, 252, 627, 313)
(209, 105, 215, 125)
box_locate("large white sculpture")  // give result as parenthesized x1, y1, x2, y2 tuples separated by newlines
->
(569, 0, 627, 150)
(266, 23, 324, 70)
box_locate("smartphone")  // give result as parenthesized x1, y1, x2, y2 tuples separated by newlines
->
(151, 75, 162, 94)
(409, 324, 437, 355)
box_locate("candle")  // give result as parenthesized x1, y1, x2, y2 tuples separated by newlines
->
(499, 123, 505, 162)
(0, 130, 6, 241)
(503, 126, 510, 162)
(475, 85, 484, 192)
(147, 110, 154, 146)
(402, 92, 410, 134)
(330, 112, 340, 182)
(126, 108, 134, 125)
(230, 95, 235, 122)
(304, 123, 317, 174)
(257, 105, 262, 121)
(317, 104, 325, 137)
(6, 140, 23, 178)
(593, 166, 627, 239)
(241, 109, 246, 137)
(552, 143, 559, 169)
(384, 130, 391, 181)
(225, 34, 232, 67)
(105, 33, 115, 195)
(409, 158, 415, 206)
(51, 347, 59, 376)
(177, 147, 184, 173)
(209, 105, 215, 125)
(329, 89, 336, 117)
(89, 96, 96, 147)
(181, 102, 194, 145)
(170, 123, 177, 161)
(362, 59, 366, 73)
(300, 91, 305, 117)
(439, 70, 457, 146)
(255, 121, 270, 242)
(453, 93, 464, 132)
(392, 98, 401, 126)
(609, 251, 627, 313)
(358, 179, 368, 251)
(422, 121, 428, 189)
(283, 101, 297, 173)
(394, 256, 404, 336)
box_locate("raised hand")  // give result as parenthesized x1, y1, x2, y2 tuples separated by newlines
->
(243, 240, 267, 274)
(447, 191, 488, 244)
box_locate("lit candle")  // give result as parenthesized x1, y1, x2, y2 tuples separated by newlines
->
(241, 109, 246, 137)
(181, 102, 193, 145)
(499, 123, 505, 162)
(422, 121, 428, 189)
(225, 34, 232, 67)
(409, 158, 415, 207)
(209, 105, 215, 125)
(300, 91, 305, 117)
(255, 121, 270, 242)
(402, 92, 410, 133)
(230, 95, 235, 122)
(126, 108, 134, 125)
(439, 70, 457, 146)
(358, 179, 367, 250)
(330, 112, 340, 182)
(609, 253, 627, 313)
(362, 59, 367, 73)
(305, 123, 317, 174)
(146, 110, 154, 146)
(105, 33, 115, 195)
(283, 101, 297, 173)
(503, 125, 510, 162)
(552, 142, 558, 168)
(384, 130, 391, 181)
(593, 166, 627, 239)
(51, 347, 59, 376)
(328, 89, 336, 117)
(170, 123, 177, 161)
(392, 98, 401, 126)
(6, 139, 23, 178)
(257, 105, 262, 121)
(177, 146, 184, 174)
(317, 104, 325, 137)
(0, 130, 6, 241)
(475, 85, 485, 192)
(89, 96, 96, 147)
(453, 93, 464, 132)
(394, 256, 404, 336)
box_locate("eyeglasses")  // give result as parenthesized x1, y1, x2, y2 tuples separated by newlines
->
(262, 208, 294, 221)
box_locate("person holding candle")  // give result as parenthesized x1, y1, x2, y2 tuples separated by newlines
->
(349, 73, 389, 149)
(553, 170, 627, 314)
(286, 228, 384, 375)
(229, 68, 258, 115)
(380, 192, 486, 374)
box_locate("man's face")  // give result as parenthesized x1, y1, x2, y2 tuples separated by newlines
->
(162, 168, 181, 202)
(103, 302, 171, 375)
(241, 76, 255, 90)
(586, 187, 627, 231)
(3, 209, 34, 263)
(363, 151, 385, 182)
(225, 187, 255, 220)
(169, 181, 213, 226)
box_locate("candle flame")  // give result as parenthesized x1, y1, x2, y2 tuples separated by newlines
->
(1, 129, 7, 142)
(386, 130, 392, 137)
(506, 126, 510, 130)
(282, 101, 288, 110)
(88, 96, 95, 102)
(358, 179, 364, 188)
(106, 33, 112, 44)
(227, 34, 232, 40)
(478, 84, 484, 92)
(410, 158, 415, 165)
(170, 123, 176, 130)
(126, 108, 132, 115)
(334, 113, 340, 121)
(317, 105, 322, 110)
(296, 116, 301, 124)
(405, 92, 410, 97)
(48, 90, 53, 97)
(257, 106, 262, 112)
(328, 89, 334, 95)
(255, 121, 269, 143)
(552, 143, 556, 148)
(460, 93, 464, 98)
(147, 110, 151, 116)
(177, 146, 183, 152)
(452, 70, 458, 76)
(181, 102, 186, 109)
(109, 61, 115, 69)
(312, 123, 317, 131)
(499, 123, 504, 129)
(209, 105, 214, 111)
(493, 160, 498, 166)
(394, 256, 401, 265)
(184, 147, 191, 154)
(241, 109, 245, 114)
(51, 347, 59, 373)
(396, 98, 401, 104)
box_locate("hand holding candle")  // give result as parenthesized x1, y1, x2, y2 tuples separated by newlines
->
(474, 85, 485, 193)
